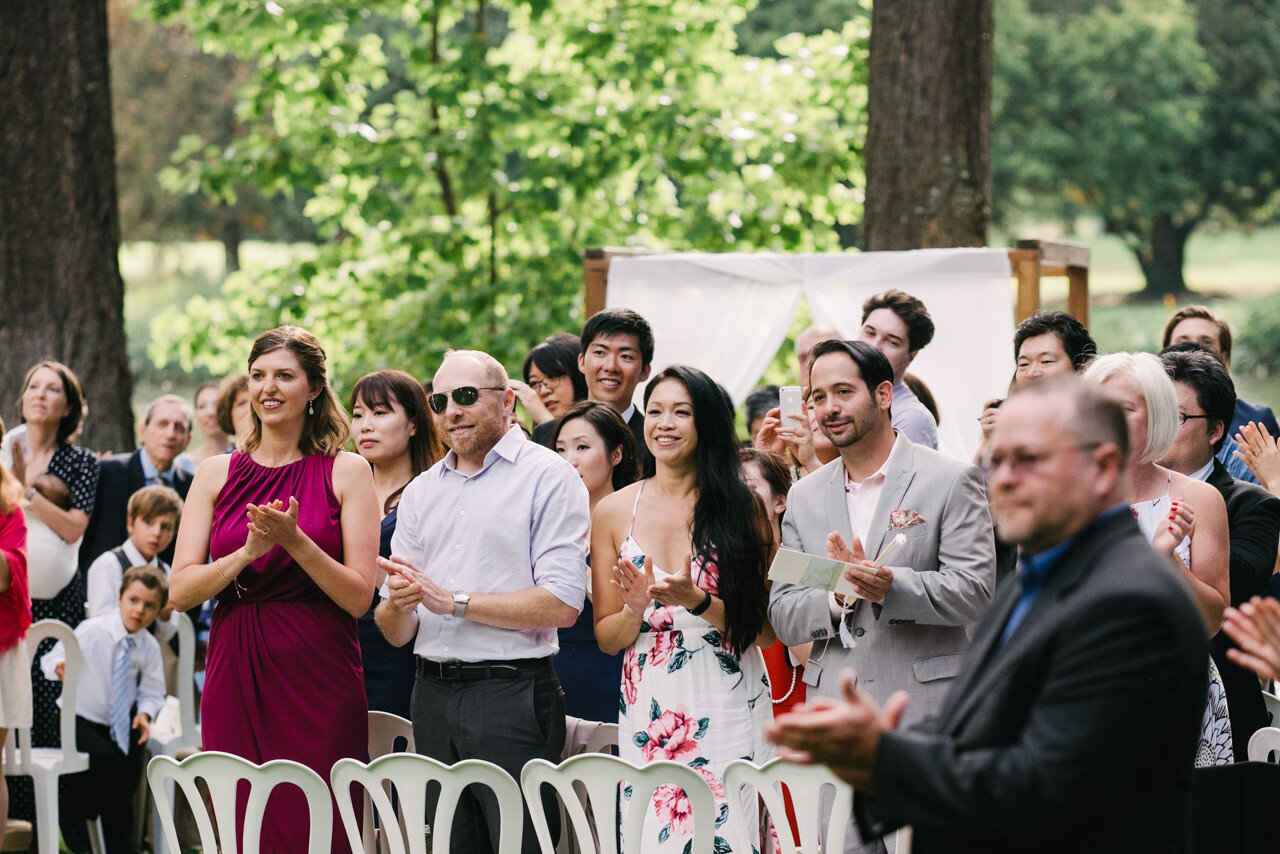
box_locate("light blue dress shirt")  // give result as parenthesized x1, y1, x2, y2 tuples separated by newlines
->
(387, 425, 590, 663)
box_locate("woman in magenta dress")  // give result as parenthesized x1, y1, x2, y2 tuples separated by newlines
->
(172, 326, 379, 853)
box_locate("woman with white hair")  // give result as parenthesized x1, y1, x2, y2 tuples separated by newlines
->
(1085, 351, 1233, 764)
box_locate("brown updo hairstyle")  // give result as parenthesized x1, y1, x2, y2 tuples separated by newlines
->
(244, 326, 349, 456)
(549, 400, 639, 492)
(17, 360, 85, 446)
(215, 372, 249, 437)
(349, 370, 444, 477)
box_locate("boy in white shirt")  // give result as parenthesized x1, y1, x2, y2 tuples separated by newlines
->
(43, 566, 167, 854)
(85, 485, 182, 643)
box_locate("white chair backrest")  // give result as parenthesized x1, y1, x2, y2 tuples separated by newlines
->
(361, 711, 417, 854)
(332, 753, 523, 854)
(521, 753, 716, 854)
(147, 751, 333, 854)
(3, 620, 82, 772)
(723, 758, 851, 854)
(172, 612, 199, 747)
(1248, 726, 1280, 763)
(368, 710, 415, 758)
(1262, 690, 1280, 727)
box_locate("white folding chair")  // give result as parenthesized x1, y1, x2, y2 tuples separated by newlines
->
(521, 753, 716, 854)
(1262, 690, 1280, 727)
(147, 750, 333, 854)
(2, 620, 91, 854)
(360, 711, 417, 854)
(723, 757, 852, 854)
(332, 753, 524, 854)
(1248, 726, 1280, 762)
(147, 612, 201, 854)
(556, 717, 619, 854)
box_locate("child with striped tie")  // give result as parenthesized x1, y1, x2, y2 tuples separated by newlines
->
(41, 565, 166, 854)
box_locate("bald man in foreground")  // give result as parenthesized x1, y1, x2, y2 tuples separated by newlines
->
(768, 377, 1206, 854)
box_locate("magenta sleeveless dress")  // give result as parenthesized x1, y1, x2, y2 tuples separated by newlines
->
(203, 452, 367, 853)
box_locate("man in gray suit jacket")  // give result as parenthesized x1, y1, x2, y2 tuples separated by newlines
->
(768, 378, 1206, 853)
(768, 340, 996, 729)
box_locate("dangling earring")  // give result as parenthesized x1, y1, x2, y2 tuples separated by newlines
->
(308, 399, 314, 416)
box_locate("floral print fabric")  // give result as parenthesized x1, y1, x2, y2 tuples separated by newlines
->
(617, 537, 774, 853)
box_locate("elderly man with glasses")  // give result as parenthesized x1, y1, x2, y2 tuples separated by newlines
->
(375, 348, 589, 854)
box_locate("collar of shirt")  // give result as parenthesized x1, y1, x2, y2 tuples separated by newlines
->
(118, 538, 160, 569)
(620, 403, 637, 424)
(138, 448, 173, 486)
(438, 424, 526, 479)
(1018, 501, 1131, 591)
(844, 430, 901, 494)
(1189, 457, 1214, 483)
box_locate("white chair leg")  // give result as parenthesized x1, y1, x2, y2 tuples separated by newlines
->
(33, 774, 58, 854)
(86, 818, 106, 854)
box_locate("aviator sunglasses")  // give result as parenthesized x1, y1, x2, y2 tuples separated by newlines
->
(428, 386, 506, 414)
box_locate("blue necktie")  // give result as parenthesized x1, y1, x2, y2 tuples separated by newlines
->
(110, 636, 135, 753)
(999, 556, 1049, 646)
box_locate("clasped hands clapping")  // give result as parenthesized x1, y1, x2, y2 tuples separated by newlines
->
(612, 553, 704, 614)
(243, 496, 303, 559)
(828, 531, 895, 605)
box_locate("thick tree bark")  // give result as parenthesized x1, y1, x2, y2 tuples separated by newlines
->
(0, 1, 135, 452)
(1134, 213, 1193, 297)
(861, 0, 994, 251)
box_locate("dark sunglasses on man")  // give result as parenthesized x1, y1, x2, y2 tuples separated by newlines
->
(428, 386, 507, 414)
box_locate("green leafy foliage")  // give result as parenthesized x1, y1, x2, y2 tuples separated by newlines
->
(993, 0, 1280, 294)
(142, 0, 866, 388)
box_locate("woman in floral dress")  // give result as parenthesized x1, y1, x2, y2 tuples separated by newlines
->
(591, 366, 776, 853)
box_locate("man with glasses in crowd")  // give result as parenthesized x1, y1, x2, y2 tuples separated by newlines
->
(768, 377, 1206, 853)
(375, 349, 589, 854)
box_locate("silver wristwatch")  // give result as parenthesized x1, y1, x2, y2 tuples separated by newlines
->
(452, 590, 471, 619)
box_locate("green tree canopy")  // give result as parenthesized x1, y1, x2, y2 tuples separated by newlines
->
(993, 0, 1280, 295)
(143, 0, 866, 388)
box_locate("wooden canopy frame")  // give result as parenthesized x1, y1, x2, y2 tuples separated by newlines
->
(582, 238, 1091, 325)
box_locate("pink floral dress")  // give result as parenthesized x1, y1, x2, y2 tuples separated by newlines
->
(616, 485, 774, 853)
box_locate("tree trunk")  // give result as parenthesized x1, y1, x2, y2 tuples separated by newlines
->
(0, 1, 135, 452)
(861, 0, 994, 251)
(1134, 213, 1193, 298)
(222, 214, 242, 275)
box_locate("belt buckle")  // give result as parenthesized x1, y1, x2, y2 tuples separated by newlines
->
(441, 661, 464, 680)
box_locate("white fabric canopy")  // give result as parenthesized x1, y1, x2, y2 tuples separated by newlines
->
(605, 248, 1015, 460)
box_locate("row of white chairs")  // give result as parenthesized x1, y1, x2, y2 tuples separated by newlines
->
(2, 617, 202, 854)
(148, 747, 858, 854)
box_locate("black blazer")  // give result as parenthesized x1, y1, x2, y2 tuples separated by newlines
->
(79, 450, 193, 571)
(1206, 458, 1280, 756)
(859, 510, 1206, 854)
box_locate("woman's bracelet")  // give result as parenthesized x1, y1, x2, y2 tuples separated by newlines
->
(213, 557, 231, 586)
(688, 590, 713, 617)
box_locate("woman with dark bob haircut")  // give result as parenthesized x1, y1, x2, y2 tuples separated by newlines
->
(349, 370, 444, 717)
(591, 365, 775, 853)
(548, 401, 638, 721)
(515, 332, 589, 427)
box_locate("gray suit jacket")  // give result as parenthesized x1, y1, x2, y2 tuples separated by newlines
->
(768, 435, 996, 726)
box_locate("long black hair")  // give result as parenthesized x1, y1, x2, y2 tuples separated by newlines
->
(644, 366, 769, 656)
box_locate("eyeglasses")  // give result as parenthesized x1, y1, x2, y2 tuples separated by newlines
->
(428, 386, 506, 414)
(981, 442, 1101, 478)
(529, 376, 564, 393)
(1177, 412, 1211, 426)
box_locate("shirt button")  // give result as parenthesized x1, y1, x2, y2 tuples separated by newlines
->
(854, 627, 866, 638)
(460, 509, 467, 516)
(443, 646, 450, 652)
(454, 544, 461, 551)
(448, 578, 455, 585)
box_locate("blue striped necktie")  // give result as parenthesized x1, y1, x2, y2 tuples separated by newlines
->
(110, 636, 135, 752)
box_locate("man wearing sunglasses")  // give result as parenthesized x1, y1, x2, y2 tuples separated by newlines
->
(374, 349, 590, 854)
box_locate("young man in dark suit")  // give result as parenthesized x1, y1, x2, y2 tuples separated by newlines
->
(1160, 345, 1280, 757)
(768, 377, 1206, 854)
(532, 308, 655, 475)
(79, 395, 194, 570)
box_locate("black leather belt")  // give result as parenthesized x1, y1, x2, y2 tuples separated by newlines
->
(416, 657, 548, 681)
